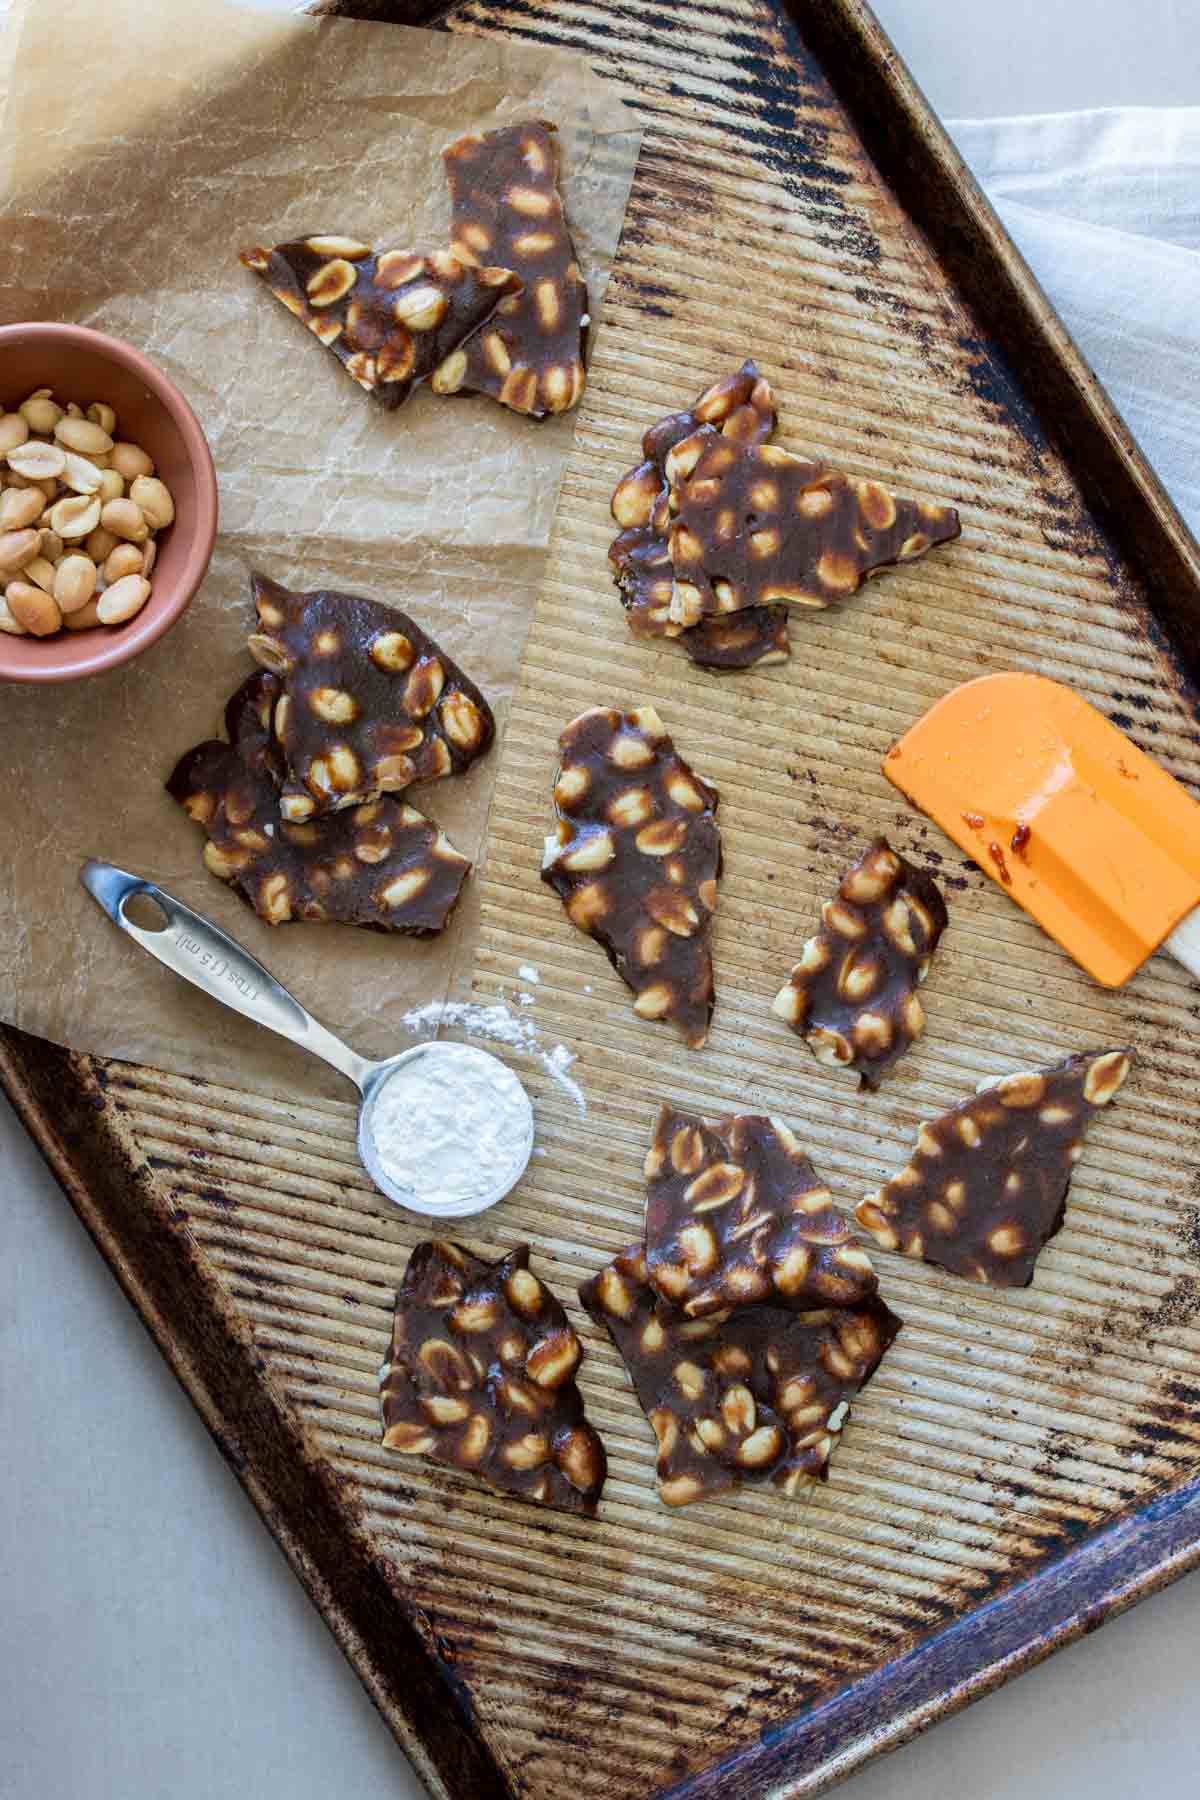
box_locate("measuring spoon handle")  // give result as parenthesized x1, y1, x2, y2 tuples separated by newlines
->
(80, 860, 371, 1092)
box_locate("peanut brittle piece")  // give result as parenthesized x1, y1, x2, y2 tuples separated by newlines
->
(773, 838, 948, 1089)
(665, 430, 960, 627)
(239, 236, 521, 410)
(248, 572, 495, 822)
(435, 121, 587, 419)
(580, 1245, 901, 1506)
(856, 1049, 1134, 1287)
(609, 360, 789, 671)
(168, 671, 470, 932)
(541, 705, 721, 1048)
(380, 1241, 606, 1514)
(644, 1104, 877, 1317)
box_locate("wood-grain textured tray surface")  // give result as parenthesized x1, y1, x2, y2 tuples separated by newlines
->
(6, 3, 1200, 1797)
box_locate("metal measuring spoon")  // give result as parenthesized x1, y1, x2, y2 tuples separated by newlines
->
(80, 860, 533, 1218)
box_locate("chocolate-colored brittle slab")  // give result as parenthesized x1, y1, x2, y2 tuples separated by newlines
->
(773, 838, 948, 1088)
(541, 705, 721, 1048)
(381, 1241, 606, 1514)
(168, 672, 470, 932)
(580, 1245, 901, 1506)
(644, 1104, 878, 1317)
(856, 1049, 1134, 1286)
(248, 572, 494, 822)
(436, 121, 587, 418)
(665, 428, 961, 627)
(609, 361, 789, 671)
(240, 236, 520, 410)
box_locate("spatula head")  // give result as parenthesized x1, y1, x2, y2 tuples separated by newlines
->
(884, 673, 1200, 987)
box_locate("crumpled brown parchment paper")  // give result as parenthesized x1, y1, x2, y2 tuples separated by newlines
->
(0, 0, 640, 1093)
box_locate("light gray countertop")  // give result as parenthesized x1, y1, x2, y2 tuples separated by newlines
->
(3, 3, 1197, 1796)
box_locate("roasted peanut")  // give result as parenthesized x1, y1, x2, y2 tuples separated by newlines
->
(23, 557, 57, 595)
(54, 415, 113, 456)
(86, 526, 119, 562)
(0, 595, 27, 635)
(61, 451, 105, 494)
(97, 468, 124, 503)
(7, 440, 66, 481)
(129, 474, 174, 529)
(47, 493, 102, 540)
(0, 528, 41, 574)
(0, 412, 30, 454)
(54, 553, 98, 614)
(0, 486, 44, 532)
(100, 496, 149, 543)
(6, 581, 62, 636)
(86, 402, 117, 435)
(64, 599, 103, 631)
(109, 441, 154, 482)
(96, 573, 151, 625)
(103, 542, 145, 583)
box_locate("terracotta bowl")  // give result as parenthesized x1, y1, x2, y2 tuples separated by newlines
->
(0, 322, 218, 684)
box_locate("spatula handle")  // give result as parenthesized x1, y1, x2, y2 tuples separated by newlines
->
(1165, 908, 1200, 981)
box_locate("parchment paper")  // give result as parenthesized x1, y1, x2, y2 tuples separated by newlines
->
(0, 0, 640, 1092)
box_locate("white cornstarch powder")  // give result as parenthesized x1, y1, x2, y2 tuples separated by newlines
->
(400, 998, 588, 1115)
(366, 1044, 531, 1212)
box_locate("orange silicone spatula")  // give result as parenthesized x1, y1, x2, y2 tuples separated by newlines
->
(884, 672, 1200, 987)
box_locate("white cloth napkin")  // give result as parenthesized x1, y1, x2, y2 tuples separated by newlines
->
(948, 107, 1200, 534)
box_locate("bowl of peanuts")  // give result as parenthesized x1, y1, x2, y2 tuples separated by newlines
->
(0, 322, 218, 683)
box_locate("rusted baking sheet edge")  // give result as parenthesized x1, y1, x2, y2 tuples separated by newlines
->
(667, 1474, 1200, 1797)
(0, 1031, 502, 1800)
(8, 1029, 1200, 1800)
(789, 0, 1200, 684)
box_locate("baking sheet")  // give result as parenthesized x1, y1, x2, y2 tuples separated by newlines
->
(0, 0, 639, 1093)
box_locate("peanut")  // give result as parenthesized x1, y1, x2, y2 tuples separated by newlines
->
(48, 493, 102, 540)
(0, 595, 27, 635)
(0, 528, 41, 573)
(109, 442, 154, 482)
(129, 474, 174, 530)
(97, 468, 124, 504)
(18, 392, 62, 434)
(103, 543, 144, 583)
(96, 573, 151, 625)
(23, 556, 57, 594)
(141, 537, 157, 578)
(6, 580, 62, 636)
(54, 415, 113, 456)
(54, 553, 98, 614)
(0, 487, 44, 532)
(0, 413, 30, 455)
(38, 530, 63, 563)
(61, 451, 105, 494)
(86, 526, 119, 562)
(86, 402, 117, 435)
(7, 440, 66, 481)
(100, 497, 149, 543)
(65, 599, 103, 631)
